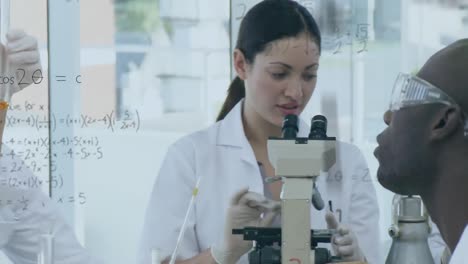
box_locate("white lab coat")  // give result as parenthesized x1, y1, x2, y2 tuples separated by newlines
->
(139, 100, 382, 264)
(0, 145, 95, 264)
(449, 225, 468, 263)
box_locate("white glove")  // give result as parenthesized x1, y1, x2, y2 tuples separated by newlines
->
(211, 188, 280, 264)
(325, 212, 366, 262)
(1, 29, 42, 96)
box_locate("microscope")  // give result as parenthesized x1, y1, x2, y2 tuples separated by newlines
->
(233, 114, 343, 264)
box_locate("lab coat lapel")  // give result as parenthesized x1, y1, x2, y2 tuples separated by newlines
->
(216, 100, 263, 193)
(216, 100, 258, 167)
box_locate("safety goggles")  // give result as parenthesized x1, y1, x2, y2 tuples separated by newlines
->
(390, 73, 468, 136)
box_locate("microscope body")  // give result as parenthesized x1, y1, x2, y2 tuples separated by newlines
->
(267, 137, 336, 264)
(385, 195, 435, 264)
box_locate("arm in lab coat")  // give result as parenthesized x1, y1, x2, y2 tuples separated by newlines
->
(1, 188, 96, 264)
(347, 149, 381, 264)
(0, 148, 96, 264)
(138, 139, 205, 264)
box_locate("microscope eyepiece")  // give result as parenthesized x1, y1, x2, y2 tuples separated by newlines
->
(309, 115, 328, 140)
(282, 114, 298, 139)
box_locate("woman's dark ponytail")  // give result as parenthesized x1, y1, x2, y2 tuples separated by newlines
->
(216, 76, 245, 121)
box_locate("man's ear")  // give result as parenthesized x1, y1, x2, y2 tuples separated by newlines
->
(430, 106, 463, 140)
(233, 49, 249, 80)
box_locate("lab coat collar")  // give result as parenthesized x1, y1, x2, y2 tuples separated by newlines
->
(216, 99, 248, 148)
(216, 99, 310, 160)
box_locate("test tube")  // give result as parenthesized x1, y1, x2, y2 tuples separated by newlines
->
(37, 233, 54, 264)
(0, 0, 12, 106)
(151, 249, 162, 264)
(0, 62, 13, 107)
(0, 84, 12, 108)
(0, 101, 8, 111)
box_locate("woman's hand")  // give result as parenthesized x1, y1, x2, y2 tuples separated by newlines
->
(211, 188, 280, 264)
(325, 212, 366, 262)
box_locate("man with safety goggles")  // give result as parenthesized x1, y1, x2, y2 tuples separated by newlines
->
(375, 39, 468, 264)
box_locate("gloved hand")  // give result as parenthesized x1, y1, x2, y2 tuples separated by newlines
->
(211, 188, 280, 264)
(325, 212, 366, 262)
(1, 29, 42, 96)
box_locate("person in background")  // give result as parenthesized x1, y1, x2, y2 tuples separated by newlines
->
(139, 1, 380, 263)
(0, 29, 97, 264)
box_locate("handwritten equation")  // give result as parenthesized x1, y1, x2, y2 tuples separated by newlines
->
(234, 1, 316, 21)
(0, 69, 83, 86)
(325, 168, 373, 183)
(232, 1, 370, 54)
(298, 0, 316, 13)
(54, 193, 87, 205)
(329, 23, 370, 54)
(52, 74, 82, 83)
(3, 110, 141, 132)
(5, 136, 100, 148)
(1, 136, 104, 177)
(0, 192, 87, 215)
(2, 159, 49, 174)
(0, 69, 44, 86)
(0, 146, 104, 163)
(7, 101, 49, 112)
(1, 175, 64, 189)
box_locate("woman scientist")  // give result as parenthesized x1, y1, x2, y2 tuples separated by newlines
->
(0, 29, 97, 264)
(139, 0, 379, 263)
